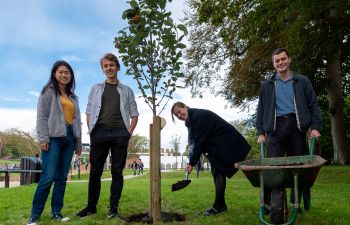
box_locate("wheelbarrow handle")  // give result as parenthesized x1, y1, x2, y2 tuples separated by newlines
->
(260, 137, 317, 158)
(309, 137, 317, 155)
(260, 142, 265, 159)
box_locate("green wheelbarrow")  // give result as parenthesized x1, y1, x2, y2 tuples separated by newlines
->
(234, 138, 327, 225)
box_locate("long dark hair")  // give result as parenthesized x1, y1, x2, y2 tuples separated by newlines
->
(41, 60, 76, 96)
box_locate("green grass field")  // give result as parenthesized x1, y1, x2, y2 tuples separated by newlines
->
(0, 166, 349, 225)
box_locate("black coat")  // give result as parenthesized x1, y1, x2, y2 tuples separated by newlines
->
(186, 108, 251, 178)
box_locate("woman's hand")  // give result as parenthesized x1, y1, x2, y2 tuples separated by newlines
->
(186, 164, 193, 174)
(40, 143, 49, 151)
(75, 148, 82, 156)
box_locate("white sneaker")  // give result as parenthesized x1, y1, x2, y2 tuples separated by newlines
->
(27, 217, 39, 225)
(51, 214, 70, 222)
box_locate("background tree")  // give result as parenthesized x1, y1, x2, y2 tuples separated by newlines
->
(183, 144, 190, 157)
(184, 0, 350, 164)
(169, 135, 181, 168)
(128, 134, 150, 157)
(0, 128, 40, 159)
(231, 118, 260, 160)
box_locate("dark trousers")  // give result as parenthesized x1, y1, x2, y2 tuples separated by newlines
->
(211, 169, 227, 210)
(88, 125, 130, 209)
(267, 114, 306, 157)
(265, 114, 307, 205)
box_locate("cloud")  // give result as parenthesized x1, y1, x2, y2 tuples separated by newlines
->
(28, 91, 40, 97)
(2, 97, 20, 102)
(61, 55, 83, 63)
(0, 108, 36, 133)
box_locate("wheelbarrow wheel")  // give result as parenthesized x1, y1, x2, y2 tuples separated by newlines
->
(271, 187, 287, 224)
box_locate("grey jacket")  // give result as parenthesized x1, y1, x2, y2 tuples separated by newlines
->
(256, 72, 323, 135)
(36, 87, 82, 149)
(86, 81, 139, 133)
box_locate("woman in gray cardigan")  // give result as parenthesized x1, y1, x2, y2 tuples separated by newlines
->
(27, 61, 82, 225)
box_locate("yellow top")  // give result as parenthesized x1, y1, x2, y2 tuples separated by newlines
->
(60, 96, 75, 125)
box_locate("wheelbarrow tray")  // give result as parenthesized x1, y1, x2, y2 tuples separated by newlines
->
(235, 155, 327, 189)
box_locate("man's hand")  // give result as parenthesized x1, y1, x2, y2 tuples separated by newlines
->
(257, 134, 266, 143)
(310, 129, 321, 139)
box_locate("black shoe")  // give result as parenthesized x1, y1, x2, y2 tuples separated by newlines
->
(76, 207, 97, 218)
(27, 217, 39, 225)
(203, 206, 227, 216)
(107, 207, 119, 219)
(51, 214, 70, 222)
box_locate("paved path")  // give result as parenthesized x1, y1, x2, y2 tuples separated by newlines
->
(68, 173, 145, 183)
(0, 173, 146, 188)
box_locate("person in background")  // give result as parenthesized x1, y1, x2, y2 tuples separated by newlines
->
(34, 153, 42, 164)
(27, 60, 82, 225)
(34, 153, 40, 160)
(76, 53, 139, 219)
(137, 158, 144, 175)
(171, 102, 251, 216)
(131, 160, 138, 175)
(256, 48, 322, 209)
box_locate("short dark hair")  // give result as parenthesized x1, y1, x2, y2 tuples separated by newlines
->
(100, 53, 120, 69)
(171, 101, 187, 122)
(272, 48, 290, 59)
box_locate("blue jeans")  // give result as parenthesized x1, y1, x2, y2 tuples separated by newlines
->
(30, 125, 75, 218)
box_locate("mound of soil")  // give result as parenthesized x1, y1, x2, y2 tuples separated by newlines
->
(124, 211, 186, 224)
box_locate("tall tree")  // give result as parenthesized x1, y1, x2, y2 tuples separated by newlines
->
(169, 134, 181, 156)
(184, 0, 350, 164)
(128, 134, 150, 156)
(169, 135, 181, 168)
(0, 128, 40, 158)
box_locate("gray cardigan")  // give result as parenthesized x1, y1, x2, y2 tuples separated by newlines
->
(85, 81, 139, 133)
(36, 87, 82, 149)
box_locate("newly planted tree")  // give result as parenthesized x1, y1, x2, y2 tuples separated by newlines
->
(115, 0, 187, 222)
(116, 0, 187, 116)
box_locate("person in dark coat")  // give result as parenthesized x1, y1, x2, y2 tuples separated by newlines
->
(171, 102, 251, 216)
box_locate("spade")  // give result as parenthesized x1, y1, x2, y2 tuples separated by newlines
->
(171, 171, 191, 192)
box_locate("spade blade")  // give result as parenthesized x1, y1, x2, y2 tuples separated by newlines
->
(171, 179, 191, 192)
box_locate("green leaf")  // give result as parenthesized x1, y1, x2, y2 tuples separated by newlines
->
(177, 43, 186, 49)
(129, 0, 138, 8)
(177, 24, 188, 35)
(164, 17, 174, 26)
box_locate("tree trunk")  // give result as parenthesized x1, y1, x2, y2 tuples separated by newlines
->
(150, 116, 161, 222)
(324, 49, 350, 165)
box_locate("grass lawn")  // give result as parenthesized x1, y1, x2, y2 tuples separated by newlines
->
(68, 169, 146, 180)
(0, 166, 349, 225)
(0, 159, 20, 165)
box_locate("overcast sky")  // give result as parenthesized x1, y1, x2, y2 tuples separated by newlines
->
(0, 0, 252, 152)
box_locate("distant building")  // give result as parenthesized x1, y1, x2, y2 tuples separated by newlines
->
(76, 144, 193, 171)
